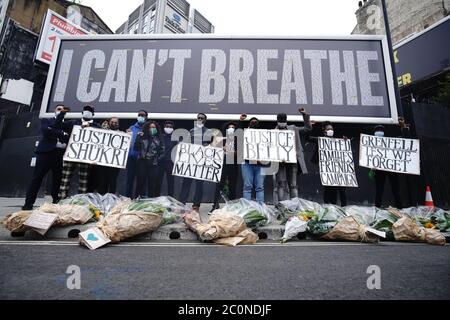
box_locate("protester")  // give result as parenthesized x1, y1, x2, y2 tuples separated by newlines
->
(372, 118, 411, 208)
(274, 107, 312, 202)
(310, 121, 348, 206)
(239, 114, 266, 203)
(157, 120, 178, 198)
(125, 110, 148, 198)
(210, 121, 239, 212)
(179, 113, 212, 212)
(134, 121, 166, 198)
(22, 105, 71, 210)
(96, 117, 122, 195)
(58, 105, 100, 199)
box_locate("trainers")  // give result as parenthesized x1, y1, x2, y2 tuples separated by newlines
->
(21, 205, 33, 211)
(192, 205, 200, 212)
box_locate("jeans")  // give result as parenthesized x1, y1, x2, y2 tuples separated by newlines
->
(241, 163, 265, 203)
(275, 163, 298, 202)
(125, 157, 138, 198)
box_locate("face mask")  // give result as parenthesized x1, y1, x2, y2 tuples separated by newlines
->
(164, 127, 174, 134)
(278, 122, 287, 128)
(326, 130, 334, 137)
(196, 121, 204, 128)
(249, 122, 258, 128)
(102, 123, 109, 129)
(137, 116, 146, 124)
(374, 131, 384, 137)
(110, 124, 119, 130)
(226, 127, 235, 135)
(55, 111, 61, 117)
(150, 128, 157, 136)
(82, 111, 93, 120)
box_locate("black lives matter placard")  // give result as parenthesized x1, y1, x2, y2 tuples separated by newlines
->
(244, 129, 297, 163)
(41, 35, 397, 123)
(359, 134, 420, 175)
(172, 143, 224, 183)
(318, 137, 358, 187)
(64, 126, 132, 169)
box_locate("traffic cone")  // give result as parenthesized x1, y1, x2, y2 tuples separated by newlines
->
(425, 186, 434, 207)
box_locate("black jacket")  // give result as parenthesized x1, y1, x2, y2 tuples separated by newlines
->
(161, 133, 178, 163)
(35, 112, 70, 153)
(135, 135, 166, 165)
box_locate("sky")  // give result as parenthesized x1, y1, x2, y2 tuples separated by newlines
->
(79, 0, 359, 35)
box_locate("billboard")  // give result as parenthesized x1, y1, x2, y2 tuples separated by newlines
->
(35, 9, 89, 65)
(394, 16, 450, 87)
(41, 34, 398, 124)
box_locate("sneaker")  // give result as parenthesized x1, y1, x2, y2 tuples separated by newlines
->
(192, 205, 200, 213)
(21, 205, 33, 211)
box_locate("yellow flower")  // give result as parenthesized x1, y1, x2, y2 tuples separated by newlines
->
(424, 222, 435, 229)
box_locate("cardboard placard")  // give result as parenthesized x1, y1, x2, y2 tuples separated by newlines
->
(23, 211, 58, 235)
(64, 126, 132, 169)
(318, 137, 358, 187)
(172, 142, 224, 183)
(244, 129, 297, 163)
(79, 227, 111, 250)
(359, 134, 420, 175)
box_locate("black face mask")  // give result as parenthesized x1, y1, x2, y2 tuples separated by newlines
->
(110, 124, 119, 130)
(249, 122, 258, 128)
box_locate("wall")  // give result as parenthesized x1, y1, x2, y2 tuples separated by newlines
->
(352, 0, 450, 45)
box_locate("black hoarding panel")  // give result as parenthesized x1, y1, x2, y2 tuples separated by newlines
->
(394, 16, 450, 87)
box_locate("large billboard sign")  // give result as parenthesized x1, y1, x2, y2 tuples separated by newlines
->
(35, 9, 89, 65)
(41, 34, 398, 123)
(394, 16, 450, 88)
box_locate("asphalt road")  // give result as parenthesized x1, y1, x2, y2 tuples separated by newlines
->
(1, 241, 449, 300)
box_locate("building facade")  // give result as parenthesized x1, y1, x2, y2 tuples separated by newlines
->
(115, 0, 214, 35)
(352, 0, 449, 45)
(0, 0, 112, 197)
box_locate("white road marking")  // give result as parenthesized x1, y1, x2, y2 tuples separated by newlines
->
(0, 240, 425, 247)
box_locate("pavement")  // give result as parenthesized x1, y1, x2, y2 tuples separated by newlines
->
(1, 197, 450, 300)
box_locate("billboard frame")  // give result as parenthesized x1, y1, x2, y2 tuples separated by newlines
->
(40, 33, 399, 124)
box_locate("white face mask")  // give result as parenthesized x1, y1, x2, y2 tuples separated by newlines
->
(226, 127, 235, 135)
(374, 131, 385, 137)
(55, 111, 61, 117)
(82, 111, 93, 120)
(326, 130, 334, 137)
(278, 122, 287, 128)
(196, 121, 204, 128)
(164, 127, 174, 134)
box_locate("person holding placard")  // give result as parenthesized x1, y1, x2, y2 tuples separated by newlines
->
(157, 120, 178, 198)
(210, 121, 239, 212)
(125, 110, 148, 198)
(371, 119, 412, 209)
(22, 105, 71, 210)
(239, 114, 266, 204)
(310, 121, 348, 206)
(274, 107, 312, 202)
(96, 117, 122, 195)
(179, 113, 213, 211)
(134, 121, 166, 198)
(58, 105, 100, 199)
